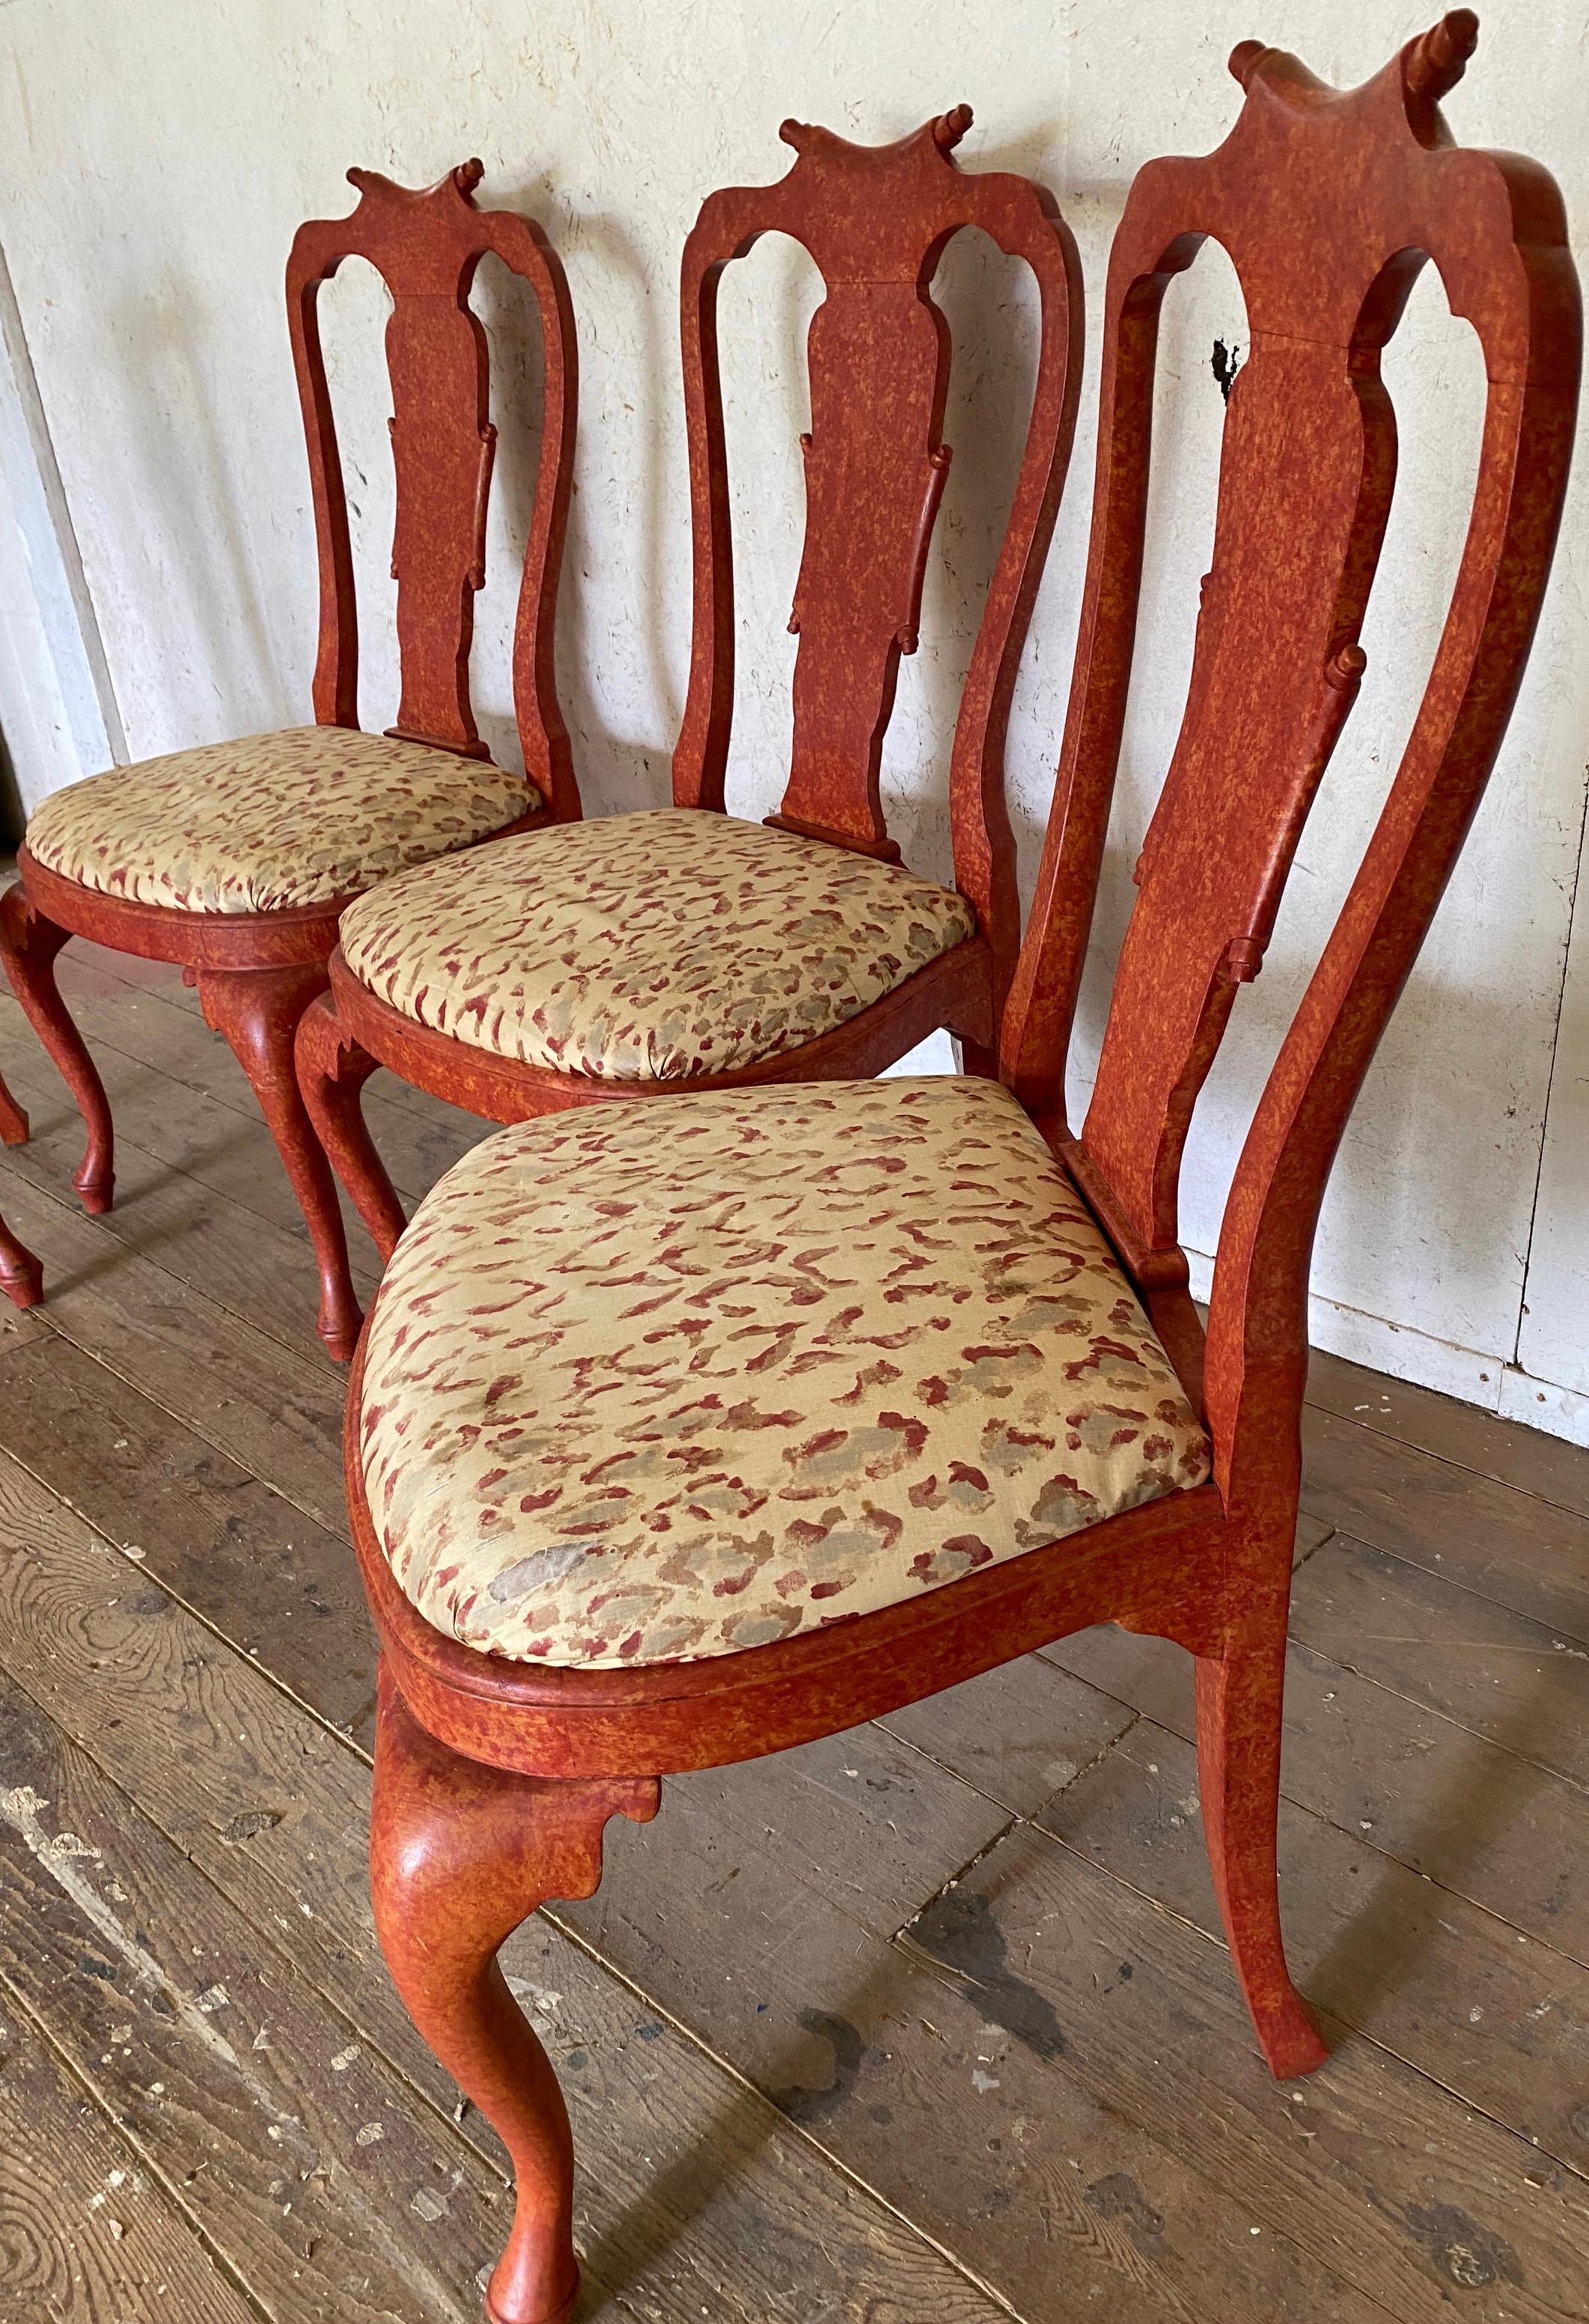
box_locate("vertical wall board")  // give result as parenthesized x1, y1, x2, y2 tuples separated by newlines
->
(0, 237, 125, 810)
(1516, 801, 1589, 1402)
(0, 452, 83, 823)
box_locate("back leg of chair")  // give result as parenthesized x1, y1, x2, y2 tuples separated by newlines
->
(0, 885, 115, 1212)
(1195, 1590, 1329, 2080)
(0, 1207, 42, 1309)
(296, 993, 408, 1261)
(370, 1665, 658, 2324)
(196, 962, 364, 1363)
(0, 1069, 27, 1147)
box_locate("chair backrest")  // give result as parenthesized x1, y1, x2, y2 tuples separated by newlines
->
(673, 110, 1082, 997)
(1000, 13, 1579, 1492)
(287, 162, 579, 816)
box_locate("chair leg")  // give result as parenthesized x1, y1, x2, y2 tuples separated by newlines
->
(0, 1073, 38, 1298)
(0, 1207, 42, 1309)
(295, 993, 407, 1261)
(1195, 1608, 1329, 2080)
(370, 1665, 658, 2324)
(195, 963, 363, 1363)
(0, 1069, 27, 1146)
(0, 884, 115, 1211)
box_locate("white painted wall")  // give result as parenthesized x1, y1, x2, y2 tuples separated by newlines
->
(0, 0, 1585, 1436)
(0, 236, 124, 820)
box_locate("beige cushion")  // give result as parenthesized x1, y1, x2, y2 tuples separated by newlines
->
(359, 1076, 1210, 1669)
(25, 727, 536, 915)
(338, 807, 976, 1081)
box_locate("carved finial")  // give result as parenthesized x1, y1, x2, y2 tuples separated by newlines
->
(781, 108, 971, 160)
(1326, 642, 1368, 689)
(1228, 40, 1272, 89)
(344, 159, 486, 204)
(1405, 10, 1479, 104)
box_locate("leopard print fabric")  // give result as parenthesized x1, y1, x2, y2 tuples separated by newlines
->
(26, 727, 535, 915)
(337, 808, 975, 1080)
(359, 1076, 1210, 1668)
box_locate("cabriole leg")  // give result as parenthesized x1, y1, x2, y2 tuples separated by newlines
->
(0, 1069, 40, 1300)
(0, 884, 115, 1210)
(1195, 1606, 1329, 2080)
(0, 1207, 42, 1308)
(0, 1069, 27, 1146)
(295, 992, 408, 1260)
(370, 1666, 658, 2323)
(195, 962, 362, 1362)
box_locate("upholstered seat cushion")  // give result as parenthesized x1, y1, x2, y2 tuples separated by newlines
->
(338, 807, 976, 1081)
(25, 727, 536, 915)
(359, 1076, 1210, 1668)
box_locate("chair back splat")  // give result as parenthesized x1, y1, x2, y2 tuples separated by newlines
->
(673, 109, 1083, 1001)
(287, 162, 579, 811)
(1001, 11, 1579, 1497)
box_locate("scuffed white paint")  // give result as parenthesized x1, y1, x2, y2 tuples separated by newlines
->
(0, 1780, 260, 2089)
(1498, 1369, 1589, 1451)
(0, 0, 1585, 1435)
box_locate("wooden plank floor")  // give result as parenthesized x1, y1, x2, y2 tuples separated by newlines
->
(1, 930, 1587, 2323)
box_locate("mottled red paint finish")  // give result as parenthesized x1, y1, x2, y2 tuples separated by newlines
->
(675, 107, 1082, 998)
(296, 110, 1082, 1263)
(0, 1070, 41, 1309)
(289, 161, 579, 808)
(371, 1665, 656, 2324)
(0, 163, 578, 1359)
(353, 25, 1575, 2319)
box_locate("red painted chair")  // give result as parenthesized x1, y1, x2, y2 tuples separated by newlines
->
(296, 108, 1082, 1266)
(349, 20, 1576, 2321)
(0, 162, 577, 1360)
(0, 1072, 42, 1310)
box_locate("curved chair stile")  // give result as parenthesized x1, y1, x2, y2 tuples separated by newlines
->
(0, 161, 578, 1360)
(294, 106, 1084, 1259)
(348, 21, 1579, 2324)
